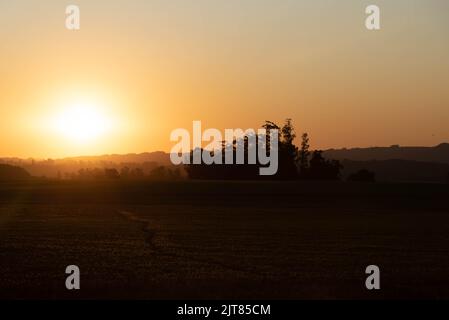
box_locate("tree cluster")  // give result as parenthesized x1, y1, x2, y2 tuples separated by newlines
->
(186, 119, 343, 181)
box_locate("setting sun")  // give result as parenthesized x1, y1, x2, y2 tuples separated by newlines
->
(52, 101, 112, 144)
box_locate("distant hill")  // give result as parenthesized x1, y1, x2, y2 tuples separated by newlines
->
(324, 143, 449, 164)
(324, 144, 449, 182)
(0, 164, 31, 181)
(341, 159, 449, 183)
(61, 151, 172, 165)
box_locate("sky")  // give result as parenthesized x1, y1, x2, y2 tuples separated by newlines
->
(1, 0, 449, 158)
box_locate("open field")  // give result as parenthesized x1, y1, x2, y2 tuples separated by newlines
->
(1, 180, 449, 299)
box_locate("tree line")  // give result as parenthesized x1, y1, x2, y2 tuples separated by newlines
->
(185, 119, 346, 181)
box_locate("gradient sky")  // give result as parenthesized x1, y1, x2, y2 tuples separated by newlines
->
(1, 0, 449, 158)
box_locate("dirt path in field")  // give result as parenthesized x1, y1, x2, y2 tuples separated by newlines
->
(116, 209, 258, 275)
(117, 210, 158, 250)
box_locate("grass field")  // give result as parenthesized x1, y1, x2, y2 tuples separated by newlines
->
(1, 180, 449, 299)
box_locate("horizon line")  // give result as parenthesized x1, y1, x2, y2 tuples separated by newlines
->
(1, 142, 448, 161)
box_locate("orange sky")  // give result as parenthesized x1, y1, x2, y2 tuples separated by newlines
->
(1, 0, 449, 158)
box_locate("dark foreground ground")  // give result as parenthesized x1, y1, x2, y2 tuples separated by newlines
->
(1, 180, 449, 299)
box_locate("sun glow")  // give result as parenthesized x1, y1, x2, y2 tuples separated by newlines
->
(52, 101, 113, 143)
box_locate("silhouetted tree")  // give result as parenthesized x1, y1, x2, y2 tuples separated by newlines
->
(262, 120, 281, 146)
(185, 146, 260, 180)
(120, 166, 130, 178)
(298, 132, 310, 177)
(277, 119, 299, 179)
(302, 150, 342, 180)
(130, 168, 145, 179)
(147, 166, 181, 180)
(104, 168, 120, 179)
(149, 166, 168, 180)
(165, 167, 182, 180)
(92, 168, 104, 179)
